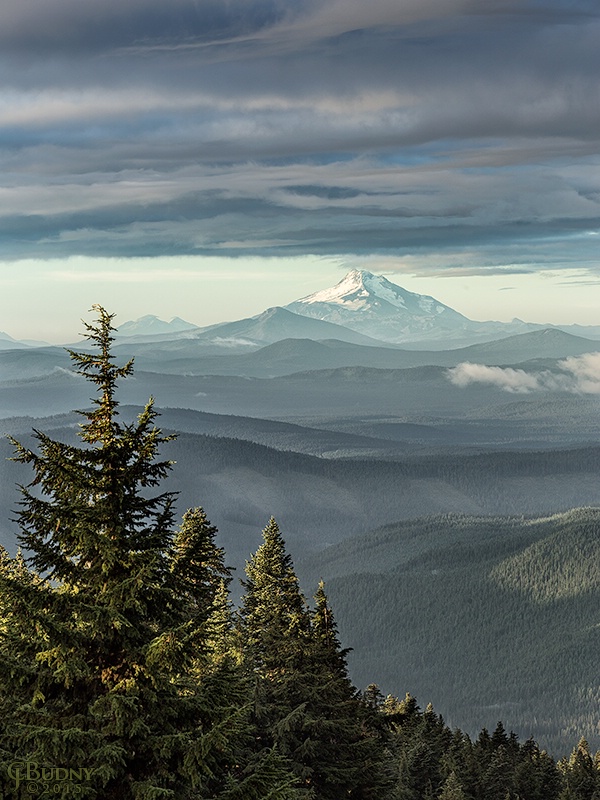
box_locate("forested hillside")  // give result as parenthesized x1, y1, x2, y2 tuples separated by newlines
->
(298, 510, 600, 755)
(3, 421, 600, 570)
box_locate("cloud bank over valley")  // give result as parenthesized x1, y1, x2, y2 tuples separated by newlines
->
(448, 351, 600, 394)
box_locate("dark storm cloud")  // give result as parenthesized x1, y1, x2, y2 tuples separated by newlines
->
(0, 0, 599, 268)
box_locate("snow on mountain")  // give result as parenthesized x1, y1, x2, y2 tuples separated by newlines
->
(286, 269, 537, 345)
(287, 269, 470, 342)
(116, 315, 198, 339)
(294, 269, 461, 316)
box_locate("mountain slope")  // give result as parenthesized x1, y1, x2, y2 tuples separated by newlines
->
(286, 269, 538, 344)
(286, 269, 469, 342)
(454, 327, 600, 363)
(191, 305, 388, 347)
(0, 331, 32, 350)
(4, 422, 600, 561)
(297, 508, 600, 754)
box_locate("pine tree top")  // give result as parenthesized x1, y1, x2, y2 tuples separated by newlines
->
(9, 305, 177, 589)
(67, 305, 134, 445)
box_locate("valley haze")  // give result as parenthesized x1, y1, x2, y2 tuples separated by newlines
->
(0, 270, 599, 755)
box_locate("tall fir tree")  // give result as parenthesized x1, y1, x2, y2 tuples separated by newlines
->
(238, 516, 312, 783)
(239, 519, 386, 798)
(0, 307, 295, 800)
(304, 581, 388, 799)
(558, 738, 600, 800)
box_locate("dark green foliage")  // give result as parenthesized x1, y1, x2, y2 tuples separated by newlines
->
(370, 693, 566, 800)
(438, 771, 467, 800)
(384, 696, 452, 800)
(558, 739, 600, 800)
(298, 510, 600, 754)
(239, 519, 386, 797)
(239, 517, 317, 788)
(0, 308, 288, 800)
(240, 516, 310, 671)
(514, 737, 563, 800)
(302, 582, 388, 798)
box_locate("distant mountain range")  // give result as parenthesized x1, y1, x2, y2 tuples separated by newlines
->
(104, 326, 599, 382)
(1, 269, 598, 350)
(115, 315, 198, 341)
(110, 269, 600, 350)
(0, 330, 35, 350)
(286, 269, 592, 345)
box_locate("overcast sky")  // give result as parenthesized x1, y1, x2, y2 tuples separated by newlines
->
(1, 0, 599, 341)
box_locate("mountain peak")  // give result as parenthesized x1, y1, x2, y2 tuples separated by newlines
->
(323, 268, 373, 294)
(285, 270, 470, 343)
(292, 269, 459, 315)
(116, 315, 198, 337)
(298, 269, 394, 307)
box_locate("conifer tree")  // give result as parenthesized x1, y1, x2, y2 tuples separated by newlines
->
(514, 737, 561, 800)
(239, 521, 386, 798)
(558, 738, 600, 800)
(438, 771, 466, 800)
(303, 581, 387, 799)
(238, 517, 312, 778)
(0, 308, 294, 800)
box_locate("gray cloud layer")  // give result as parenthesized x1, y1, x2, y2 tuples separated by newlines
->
(1, 0, 599, 265)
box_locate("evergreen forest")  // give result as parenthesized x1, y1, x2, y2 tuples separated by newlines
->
(0, 307, 599, 799)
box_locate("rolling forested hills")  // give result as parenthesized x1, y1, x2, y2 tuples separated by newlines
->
(1, 318, 599, 766)
(109, 327, 600, 377)
(1, 327, 596, 383)
(3, 422, 600, 576)
(1, 364, 600, 456)
(297, 508, 600, 755)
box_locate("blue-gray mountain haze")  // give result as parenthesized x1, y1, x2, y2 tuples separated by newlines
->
(1, 270, 599, 753)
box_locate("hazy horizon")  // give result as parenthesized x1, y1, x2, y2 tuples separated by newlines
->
(3, 258, 600, 344)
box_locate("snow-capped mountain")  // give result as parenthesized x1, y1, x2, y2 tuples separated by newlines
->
(286, 269, 536, 344)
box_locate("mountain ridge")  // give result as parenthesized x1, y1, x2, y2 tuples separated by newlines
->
(5, 270, 600, 350)
(188, 305, 388, 348)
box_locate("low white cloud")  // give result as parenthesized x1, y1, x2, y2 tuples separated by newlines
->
(210, 337, 257, 347)
(448, 363, 549, 393)
(448, 352, 600, 394)
(558, 352, 600, 394)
